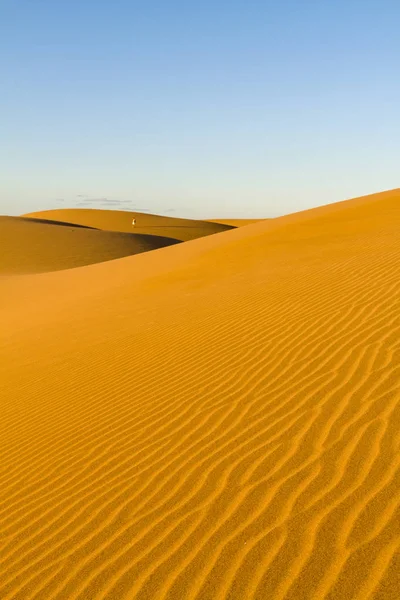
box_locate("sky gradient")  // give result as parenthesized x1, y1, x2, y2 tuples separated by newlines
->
(1, 1, 399, 218)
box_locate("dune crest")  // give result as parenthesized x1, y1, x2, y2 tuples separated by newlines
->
(1, 189, 400, 599)
(23, 208, 234, 241)
(206, 219, 266, 227)
(0, 216, 180, 274)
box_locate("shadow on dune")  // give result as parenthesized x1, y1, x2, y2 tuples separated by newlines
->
(18, 217, 99, 230)
(0, 216, 182, 274)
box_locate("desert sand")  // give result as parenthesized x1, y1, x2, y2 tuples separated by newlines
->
(23, 208, 234, 241)
(206, 219, 264, 227)
(1, 189, 399, 599)
(0, 216, 180, 274)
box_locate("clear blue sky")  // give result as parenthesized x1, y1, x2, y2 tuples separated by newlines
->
(1, 0, 399, 218)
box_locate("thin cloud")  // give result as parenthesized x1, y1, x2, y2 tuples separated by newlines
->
(71, 197, 155, 213)
(99, 199, 132, 204)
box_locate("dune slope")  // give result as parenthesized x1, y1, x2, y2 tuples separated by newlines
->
(23, 208, 234, 241)
(1, 189, 400, 599)
(206, 218, 266, 227)
(0, 216, 180, 274)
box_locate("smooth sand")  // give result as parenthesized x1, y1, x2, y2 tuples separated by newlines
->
(0, 216, 180, 274)
(1, 189, 399, 599)
(206, 219, 265, 227)
(23, 208, 234, 241)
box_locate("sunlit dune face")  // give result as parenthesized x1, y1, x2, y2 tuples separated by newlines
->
(1, 189, 399, 600)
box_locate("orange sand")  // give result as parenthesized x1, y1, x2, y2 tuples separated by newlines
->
(23, 208, 234, 241)
(1, 189, 400, 599)
(0, 216, 179, 274)
(206, 219, 265, 227)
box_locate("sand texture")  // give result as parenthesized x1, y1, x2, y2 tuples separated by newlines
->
(1, 189, 400, 599)
(23, 208, 234, 241)
(0, 216, 180, 274)
(206, 219, 265, 227)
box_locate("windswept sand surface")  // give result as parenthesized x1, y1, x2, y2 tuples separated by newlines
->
(0, 216, 180, 274)
(1, 190, 400, 599)
(24, 208, 234, 241)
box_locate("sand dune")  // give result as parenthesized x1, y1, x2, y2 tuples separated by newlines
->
(1, 189, 400, 599)
(206, 218, 266, 227)
(23, 208, 234, 241)
(0, 216, 180, 274)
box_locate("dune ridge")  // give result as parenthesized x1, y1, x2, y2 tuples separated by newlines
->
(0, 189, 399, 599)
(206, 219, 265, 227)
(0, 216, 180, 274)
(23, 208, 234, 241)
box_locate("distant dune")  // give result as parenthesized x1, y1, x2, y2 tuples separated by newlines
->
(23, 208, 234, 241)
(206, 218, 266, 227)
(0, 216, 180, 274)
(1, 189, 400, 599)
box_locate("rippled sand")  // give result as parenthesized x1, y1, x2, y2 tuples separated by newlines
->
(1, 189, 399, 599)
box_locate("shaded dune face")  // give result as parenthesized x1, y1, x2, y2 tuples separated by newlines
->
(0, 189, 400, 599)
(0, 216, 180, 274)
(23, 208, 234, 241)
(17, 216, 99, 229)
